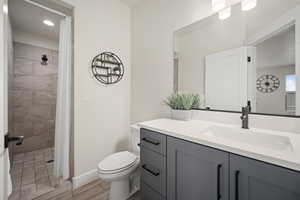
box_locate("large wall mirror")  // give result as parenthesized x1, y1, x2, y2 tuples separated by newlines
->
(174, 0, 300, 117)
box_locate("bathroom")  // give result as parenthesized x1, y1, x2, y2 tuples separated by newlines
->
(0, 0, 300, 200)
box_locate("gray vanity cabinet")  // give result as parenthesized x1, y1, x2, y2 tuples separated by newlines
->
(167, 137, 229, 200)
(141, 128, 300, 200)
(230, 154, 300, 200)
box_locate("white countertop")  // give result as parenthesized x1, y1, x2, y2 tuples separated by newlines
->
(138, 118, 300, 172)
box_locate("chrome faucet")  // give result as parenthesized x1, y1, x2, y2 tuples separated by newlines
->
(240, 105, 250, 129)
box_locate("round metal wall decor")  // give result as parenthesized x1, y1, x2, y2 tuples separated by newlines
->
(256, 75, 280, 93)
(91, 52, 124, 85)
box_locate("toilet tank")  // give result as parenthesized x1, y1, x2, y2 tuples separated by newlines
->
(131, 124, 140, 154)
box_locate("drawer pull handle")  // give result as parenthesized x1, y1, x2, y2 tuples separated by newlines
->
(235, 170, 240, 200)
(142, 137, 160, 146)
(142, 164, 160, 176)
(217, 164, 222, 200)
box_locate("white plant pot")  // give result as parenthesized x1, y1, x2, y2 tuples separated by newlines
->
(171, 109, 192, 121)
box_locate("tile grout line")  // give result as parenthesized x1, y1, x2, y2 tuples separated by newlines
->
(44, 148, 53, 188)
(34, 151, 38, 193)
(19, 155, 24, 200)
(20, 154, 25, 200)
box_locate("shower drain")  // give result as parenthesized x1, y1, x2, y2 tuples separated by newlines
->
(47, 160, 54, 163)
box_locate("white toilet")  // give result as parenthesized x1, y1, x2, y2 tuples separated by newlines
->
(97, 125, 140, 200)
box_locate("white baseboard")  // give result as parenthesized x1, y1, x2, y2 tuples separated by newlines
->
(72, 169, 98, 189)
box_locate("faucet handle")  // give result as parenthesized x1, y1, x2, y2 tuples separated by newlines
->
(241, 106, 246, 113)
(242, 106, 250, 113)
(247, 100, 252, 112)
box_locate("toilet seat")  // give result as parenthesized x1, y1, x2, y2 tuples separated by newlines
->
(98, 151, 138, 174)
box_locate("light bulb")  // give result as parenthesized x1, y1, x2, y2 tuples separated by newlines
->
(219, 7, 231, 20)
(242, 0, 257, 11)
(3, 4, 8, 14)
(212, 0, 226, 12)
(43, 20, 55, 27)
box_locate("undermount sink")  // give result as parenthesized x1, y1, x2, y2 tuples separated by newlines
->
(203, 126, 293, 152)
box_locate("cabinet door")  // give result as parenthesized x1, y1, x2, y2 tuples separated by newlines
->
(230, 154, 300, 200)
(167, 137, 229, 200)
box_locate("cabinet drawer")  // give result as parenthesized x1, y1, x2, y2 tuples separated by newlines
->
(141, 147, 166, 196)
(141, 183, 165, 200)
(141, 128, 166, 155)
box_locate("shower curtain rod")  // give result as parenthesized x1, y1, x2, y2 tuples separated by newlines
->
(24, 0, 67, 17)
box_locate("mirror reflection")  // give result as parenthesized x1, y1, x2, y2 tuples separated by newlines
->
(174, 0, 300, 116)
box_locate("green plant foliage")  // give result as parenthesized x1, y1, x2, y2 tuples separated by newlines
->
(191, 94, 201, 109)
(165, 93, 201, 110)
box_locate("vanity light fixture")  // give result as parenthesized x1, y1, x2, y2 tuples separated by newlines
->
(43, 19, 55, 27)
(212, 0, 226, 12)
(219, 7, 231, 20)
(241, 0, 257, 11)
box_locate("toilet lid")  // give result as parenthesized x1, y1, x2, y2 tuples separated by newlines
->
(98, 151, 138, 172)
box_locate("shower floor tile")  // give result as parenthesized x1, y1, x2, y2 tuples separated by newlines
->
(9, 147, 58, 200)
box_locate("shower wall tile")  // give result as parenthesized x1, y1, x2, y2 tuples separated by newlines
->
(33, 91, 56, 106)
(33, 63, 57, 76)
(49, 120, 55, 132)
(14, 43, 58, 64)
(14, 122, 33, 138)
(13, 90, 33, 106)
(11, 42, 58, 155)
(14, 58, 34, 75)
(14, 76, 57, 91)
(14, 43, 32, 60)
(32, 104, 52, 120)
(14, 102, 33, 123)
(33, 119, 49, 136)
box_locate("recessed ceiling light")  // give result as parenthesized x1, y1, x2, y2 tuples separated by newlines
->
(242, 0, 257, 11)
(212, 0, 226, 12)
(3, 4, 8, 14)
(43, 19, 55, 27)
(219, 7, 231, 20)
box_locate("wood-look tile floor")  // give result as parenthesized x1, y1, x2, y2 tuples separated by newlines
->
(44, 180, 140, 200)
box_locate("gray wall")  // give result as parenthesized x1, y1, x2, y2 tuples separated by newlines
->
(11, 42, 58, 154)
(255, 26, 296, 115)
(256, 65, 295, 115)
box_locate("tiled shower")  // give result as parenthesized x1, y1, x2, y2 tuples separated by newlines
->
(8, 42, 59, 199)
(9, 42, 58, 155)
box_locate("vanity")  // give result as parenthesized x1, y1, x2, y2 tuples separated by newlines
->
(138, 119, 300, 200)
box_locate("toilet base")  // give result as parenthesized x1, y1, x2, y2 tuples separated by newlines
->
(109, 178, 130, 200)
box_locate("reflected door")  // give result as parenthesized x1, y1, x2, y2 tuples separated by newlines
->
(205, 47, 249, 111)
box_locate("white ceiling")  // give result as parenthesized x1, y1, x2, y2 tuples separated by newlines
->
(9, 0, 64, 41)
